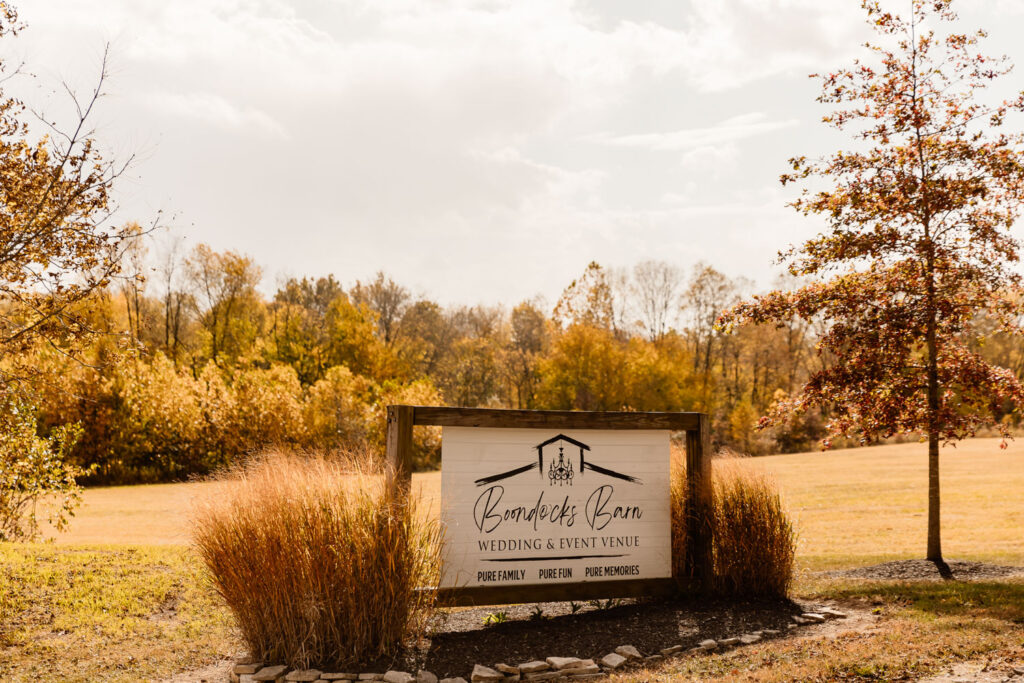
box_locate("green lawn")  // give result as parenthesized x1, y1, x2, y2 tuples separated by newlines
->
(0, 544, 239, 682)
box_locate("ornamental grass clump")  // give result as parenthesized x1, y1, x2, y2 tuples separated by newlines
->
(709, 459, 796, 597)
(191, 451, 442, 669)
(670, 448, 796, 598)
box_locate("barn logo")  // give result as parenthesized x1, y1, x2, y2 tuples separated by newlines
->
(473, 434, 641, 489)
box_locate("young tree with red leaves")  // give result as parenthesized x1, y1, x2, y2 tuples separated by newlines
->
(720, 0, 1024, 569)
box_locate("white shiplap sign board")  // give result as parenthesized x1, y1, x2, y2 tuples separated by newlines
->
(439, 427, 671, 589)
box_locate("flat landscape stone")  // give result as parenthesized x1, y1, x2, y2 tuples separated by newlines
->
(718, 638, 739, 646)
(819, 607, 847, 618)
(518, 661, 550, 674)
(494, 664, 519, 675)
(523, 672, 561, 681)
(559, 663, 599, 676)
(471, 665, 504, 682)
(546, 657, 582, 670)
(739, 634, 762, 645)
(236, 663, 264, 675)
(699, 639, 717, 651)
(358, 675, 383, 681)
(321, 676, 358, 681)
(800, 613, 826, 623)
(660, 645, 683, 656)
(643, 655, 662, 663)
(254, 665, 290, 682)
(762, 629, 780, 635)
(791, 616, 812, 625)
(416, 670, 438, 683)
(383, 672, 415, 683)
(599, 654, 626, 670)
(614, 645, 641, 660)
(286, 670, 322, 682)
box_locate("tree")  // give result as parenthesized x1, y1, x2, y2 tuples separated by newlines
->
(351, 271, 410, 344)
(683, 263, 741, 403)
(0, 5, 134, 385)
(537, 324, 628, 411)
(632, 260, 683, 342)
(434, 305, 506, 406)
(185, 244, 264, 366)
(0, 2, 138, 538)
(324, 293, 387, 379)
(269, 275, 344, 383)
(553, 261, 620, 332)
(0, 389, 83, 540)
(502, 300, 548, 408)
(156, 235, 196, 365)
(396, 299, 457, 377)
(720, 0, 1024, 568)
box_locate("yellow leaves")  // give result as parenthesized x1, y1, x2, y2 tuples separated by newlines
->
(0, 391, 85, 541)
(1, 56, 128, 376)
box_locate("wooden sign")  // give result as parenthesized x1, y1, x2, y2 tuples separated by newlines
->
(385, 406, 712, 606)
(439, 428, 671, 590)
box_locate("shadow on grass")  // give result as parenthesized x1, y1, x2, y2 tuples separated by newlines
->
(826, 579, 1024, 623)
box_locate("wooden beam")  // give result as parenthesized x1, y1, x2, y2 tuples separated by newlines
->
(435, 577, 689, 607)
(411, 406, 700, 431)
(385, 404, 414, 492)
(684, 413, 713, 587)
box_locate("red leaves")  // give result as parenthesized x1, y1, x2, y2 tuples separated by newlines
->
(725, 0, 1024, 446)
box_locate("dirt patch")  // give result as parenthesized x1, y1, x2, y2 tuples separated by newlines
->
(917, 657, 1024, 682)
(824, 560, 1024, 582)
(161, 658, 235, 683)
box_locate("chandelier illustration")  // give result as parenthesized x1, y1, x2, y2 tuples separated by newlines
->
(548, 444, 574, 486)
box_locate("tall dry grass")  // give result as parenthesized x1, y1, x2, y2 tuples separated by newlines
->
(671, 448, 796, 597)
(191, 451, 442, 669)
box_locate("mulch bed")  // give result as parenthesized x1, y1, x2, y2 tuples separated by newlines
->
(359, 561, 1024, 676)
(824, 559, 1024, 581)
(363, 595, 805, 678)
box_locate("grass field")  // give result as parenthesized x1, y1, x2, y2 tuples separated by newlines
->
(3, 438, 1022, 682)
(42, 438, 1024, 568)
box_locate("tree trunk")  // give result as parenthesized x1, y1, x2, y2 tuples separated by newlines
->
(926, 429, 942, 561)
(924, 229, 949, 577)
(925, 270, 941, 563)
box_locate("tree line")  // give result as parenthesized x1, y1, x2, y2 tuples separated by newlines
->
(14, 234, 1015, 484)
(27, 238, 816, 482)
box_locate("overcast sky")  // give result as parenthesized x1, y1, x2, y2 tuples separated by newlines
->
(8, 0, 1024, 305)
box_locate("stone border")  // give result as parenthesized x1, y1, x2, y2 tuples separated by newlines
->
(230, 610, 847, 683)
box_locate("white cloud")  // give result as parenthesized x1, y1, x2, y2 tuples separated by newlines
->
(8, 0, 1022, 304)
(142, 91, 288, 138)
(592, 112, 799, 151)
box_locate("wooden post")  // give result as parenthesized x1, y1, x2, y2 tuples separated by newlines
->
(385, 404, 414, 492)
(684, 413, 713, 587)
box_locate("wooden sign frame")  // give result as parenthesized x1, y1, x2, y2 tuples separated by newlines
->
(386, 405, 712, 607)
